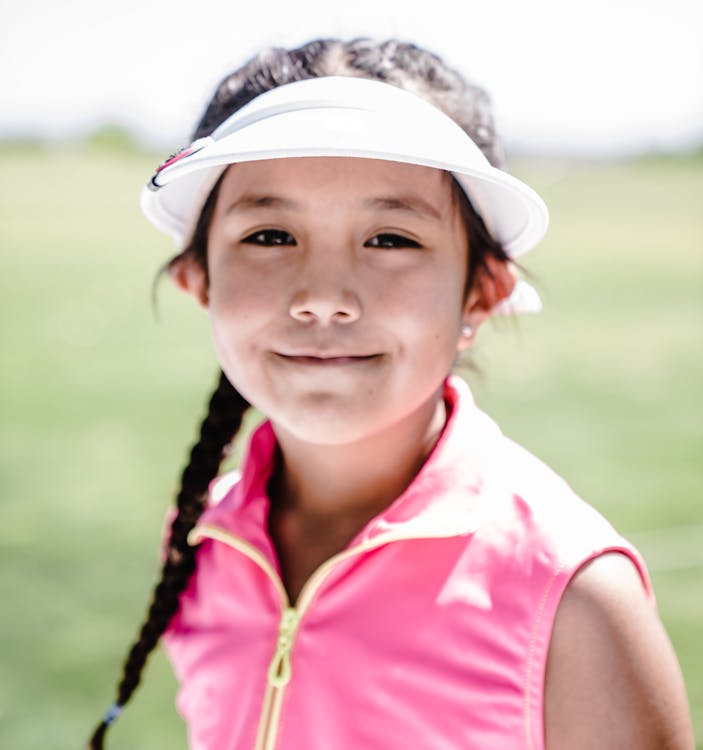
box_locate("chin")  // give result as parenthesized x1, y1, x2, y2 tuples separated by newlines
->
(269, 398, 397, 447)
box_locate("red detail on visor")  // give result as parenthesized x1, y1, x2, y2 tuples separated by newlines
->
(155, 145, 197, 174)
(153, 137, 211, 177)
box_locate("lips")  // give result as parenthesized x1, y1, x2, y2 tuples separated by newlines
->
(273, 352, 381, 366)
(289, 355, 375, 364)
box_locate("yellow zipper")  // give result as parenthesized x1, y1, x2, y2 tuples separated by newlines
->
(188, 521, 476, 749)
(188, 525, 293, 750)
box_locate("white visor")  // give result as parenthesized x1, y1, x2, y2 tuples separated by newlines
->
(141, 76, 549, 313)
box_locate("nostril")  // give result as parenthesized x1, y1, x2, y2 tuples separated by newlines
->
(293, 309, 317, 323)
(288, 288, 362, 324)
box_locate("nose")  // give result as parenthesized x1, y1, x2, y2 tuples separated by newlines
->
(289, 287, 362, 325)
(288, 255, 362, 326)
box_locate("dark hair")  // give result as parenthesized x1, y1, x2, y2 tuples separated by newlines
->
(89, 37, 511, 748)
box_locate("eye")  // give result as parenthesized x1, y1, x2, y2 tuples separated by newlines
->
(242, 229, 297, 246)
(364, 233, 422, 250)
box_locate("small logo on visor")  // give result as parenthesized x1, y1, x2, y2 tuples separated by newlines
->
(149, 137, 212, 190)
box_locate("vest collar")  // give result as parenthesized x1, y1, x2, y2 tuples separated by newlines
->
(197, 376, 506, 552)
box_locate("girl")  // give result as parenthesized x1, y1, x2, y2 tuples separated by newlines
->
(89, 39, 693, 749)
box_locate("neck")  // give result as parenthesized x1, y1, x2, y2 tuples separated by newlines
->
(268, 387, 448, 526)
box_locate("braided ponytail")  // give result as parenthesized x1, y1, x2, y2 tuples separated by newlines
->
(88, 371, 249, 749)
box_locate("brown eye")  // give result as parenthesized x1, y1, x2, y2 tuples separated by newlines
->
(242, 229, 297, 246)
(365, 233, 422, 249)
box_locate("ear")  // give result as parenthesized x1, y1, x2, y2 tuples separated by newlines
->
(167, 252, 209, 308)
(457, 256, 517, 350)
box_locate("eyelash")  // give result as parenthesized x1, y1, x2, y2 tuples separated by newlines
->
(364, 233, 422, 250)
(242, 229, 296, 246)
(241, 230, 422, 250)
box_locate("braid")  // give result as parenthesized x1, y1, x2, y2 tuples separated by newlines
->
(88, 370, 249, 749)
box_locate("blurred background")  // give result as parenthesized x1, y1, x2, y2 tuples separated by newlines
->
(1, 0, 701, 747)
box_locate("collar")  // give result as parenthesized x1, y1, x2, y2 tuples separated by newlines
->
(196, 376, 506, 555)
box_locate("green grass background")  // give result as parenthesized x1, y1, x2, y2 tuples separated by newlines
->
(1, 142, 701, 748)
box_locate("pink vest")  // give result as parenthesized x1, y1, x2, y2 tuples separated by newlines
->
(163, 376, 651, 749)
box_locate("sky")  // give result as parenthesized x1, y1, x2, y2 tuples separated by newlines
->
(2, 0, 702, 157)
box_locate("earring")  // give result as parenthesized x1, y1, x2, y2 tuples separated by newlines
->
(461, 324, 473, 338)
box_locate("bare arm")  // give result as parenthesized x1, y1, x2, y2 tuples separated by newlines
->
(544, 552, 694, 749)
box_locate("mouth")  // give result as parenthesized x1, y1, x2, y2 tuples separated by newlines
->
(274, 352, 382, 366)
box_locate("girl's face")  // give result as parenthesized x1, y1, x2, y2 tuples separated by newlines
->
(186, 157, 478, 445)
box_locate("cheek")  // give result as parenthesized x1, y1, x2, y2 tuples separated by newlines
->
(208, 256, 285, 320)
(207, 280, 266, 369)
(388, 271, 465, 363)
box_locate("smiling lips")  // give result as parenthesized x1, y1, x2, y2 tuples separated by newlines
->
(275, 352, 381, 366)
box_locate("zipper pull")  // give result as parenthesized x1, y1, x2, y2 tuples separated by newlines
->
(267, 607, 299, 688)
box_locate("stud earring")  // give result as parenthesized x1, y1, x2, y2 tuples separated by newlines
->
(461, 324, 474, 338)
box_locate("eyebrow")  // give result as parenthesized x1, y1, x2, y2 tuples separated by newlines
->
(362, 195, 442, 221)
(224, 192, 442, 220)
(224, 195, 298, 214)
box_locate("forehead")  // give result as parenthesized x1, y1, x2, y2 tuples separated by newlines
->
(216, 156, 456, 217)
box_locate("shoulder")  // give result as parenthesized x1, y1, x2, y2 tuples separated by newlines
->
(544, 552, 693, 749)
(478, 433, 639, 579)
